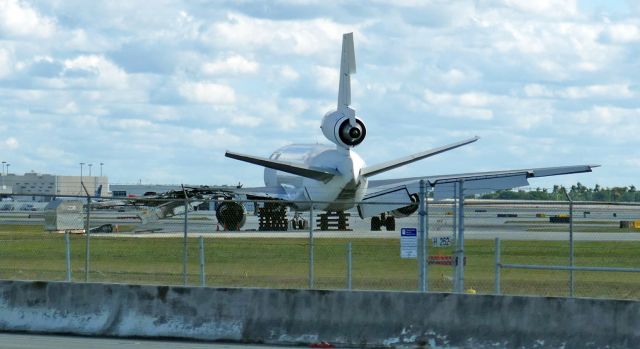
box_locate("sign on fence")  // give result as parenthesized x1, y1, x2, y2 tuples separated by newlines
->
(400, 228, 417, 259)
(432, 236, 451, 247)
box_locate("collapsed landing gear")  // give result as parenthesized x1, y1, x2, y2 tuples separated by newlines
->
(317, 211, 351, 231)
(258, 203, 288, 231)
(371, 213, 396, 231)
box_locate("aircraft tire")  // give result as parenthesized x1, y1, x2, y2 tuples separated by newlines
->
(371, 216, 382, 231)
(385, 216, 396, 231)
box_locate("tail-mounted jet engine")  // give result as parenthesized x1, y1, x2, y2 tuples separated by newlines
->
(321, 111, 366, 147)
(215, 201, 247, 231)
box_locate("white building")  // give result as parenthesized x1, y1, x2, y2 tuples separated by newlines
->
(0, 172, 108, 201)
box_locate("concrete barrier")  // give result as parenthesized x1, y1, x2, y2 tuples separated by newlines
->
(1, 280, 639, 348)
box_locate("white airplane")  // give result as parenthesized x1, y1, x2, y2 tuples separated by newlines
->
(216, 33, 597, 231)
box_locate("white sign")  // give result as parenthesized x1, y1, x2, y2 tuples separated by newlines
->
(400, 228, 417, 259)
(432, 236, 451, 247)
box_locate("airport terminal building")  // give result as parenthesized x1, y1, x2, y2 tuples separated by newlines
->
(0, 172, 108, 201)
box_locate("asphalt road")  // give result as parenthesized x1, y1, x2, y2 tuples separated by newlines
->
(0, 333, 304, 349)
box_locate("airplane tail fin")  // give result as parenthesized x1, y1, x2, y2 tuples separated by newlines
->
(95, 184, 103, 197)
(338, 33, 356, 123)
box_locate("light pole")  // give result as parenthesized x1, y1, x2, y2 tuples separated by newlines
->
(100, 162, 104, 177)
(80, 163, 85, 195)
(88, 163, 94, 194)
(5, 163, 9, 174)
(1, 161, 5, 175)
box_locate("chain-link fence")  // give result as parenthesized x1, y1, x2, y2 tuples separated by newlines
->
(494, 200, 640, 299)
(1, 191, 639, 299)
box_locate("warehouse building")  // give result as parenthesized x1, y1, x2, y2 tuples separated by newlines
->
(0, 172, 108, 201)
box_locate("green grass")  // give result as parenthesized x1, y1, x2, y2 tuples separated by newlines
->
(526, 226, 638, 233)
(505, 220, 619, 225)
(1, 224, 640, 299)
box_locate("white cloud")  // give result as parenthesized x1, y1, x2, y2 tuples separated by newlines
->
(497, 0, 578, 18)
(0, 47, 14, 78)
(625, 158, 640, 168)
(602, 23, 640, 43)
(561, 106, 640, 144)
(561, 84, 634, 99)
(0, 0, 56, 38)
(186, 128, 242, 149)
(280, 65, 300, 81)
(178, 82, 236, 105)
(5, 137, 18, 149)
(524, 83, 634, 99)
(523, 84, 554, 98)
(441, 68, 468, 86)
(209, 12, 357, 55)
(112, 118, 154, 130)
(202, 55, 259, 75)
(55, 101, 79, 115)
(423, 90, 494, 108)
(230, 114, 263, 127)
(312, 66, 339, 91)
(63, 55, 129, 88)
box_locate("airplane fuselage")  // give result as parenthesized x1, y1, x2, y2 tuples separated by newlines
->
(264, 144, 368, 211)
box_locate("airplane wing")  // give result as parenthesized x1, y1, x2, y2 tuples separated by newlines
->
(367, 164, 599, 199)
(361, 136, 479, 177)
(225, 151, 340, 183)
(355, 164, 598, 218)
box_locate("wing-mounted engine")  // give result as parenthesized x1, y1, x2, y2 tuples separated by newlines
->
(321, 110, 366, 148)
(215, 200, 247, 231)
(390, 193, 419, 217)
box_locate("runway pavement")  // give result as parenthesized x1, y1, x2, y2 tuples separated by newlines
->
(3, 202, 640, 241)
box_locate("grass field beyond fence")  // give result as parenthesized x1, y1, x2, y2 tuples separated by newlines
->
(1, 225, 639, 299)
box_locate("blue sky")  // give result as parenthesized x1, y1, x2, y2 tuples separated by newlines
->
(0, 0, 638, 189)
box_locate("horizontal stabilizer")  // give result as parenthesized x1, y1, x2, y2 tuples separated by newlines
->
(361, 136, 479, 178)
(225, 151, 340, 183)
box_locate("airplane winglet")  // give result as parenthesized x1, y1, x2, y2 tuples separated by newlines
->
(338, 32, 356, 123)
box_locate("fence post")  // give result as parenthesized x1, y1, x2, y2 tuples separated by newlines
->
(308, 204, 314, 289)
(564, 190, 574, 297)
(84, 195, 91, 282)
(346, 241, 352, 290)
(454, 180, 465, 293)
(451, 183, 457, 292)
(418, 179, 428, 292)
(183, 197, 188, 286)
(199, 235, 205, 287)
(495, 238, 501, 295)
(65, 231, 72, 282)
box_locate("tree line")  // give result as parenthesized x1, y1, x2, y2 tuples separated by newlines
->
(478, 183, 640, 202)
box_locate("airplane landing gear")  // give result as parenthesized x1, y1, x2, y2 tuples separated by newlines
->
(371, 213, 396, 231)
(290, 212, 308, 230)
